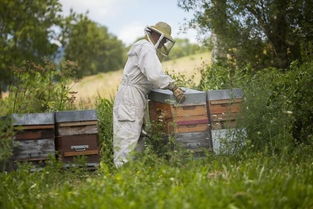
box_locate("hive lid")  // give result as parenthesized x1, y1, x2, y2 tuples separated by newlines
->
(12, 113, 54, 126)
(55, 110, 97, 123)
(207, 88, 244, 100)
(149, 88, 206, 105)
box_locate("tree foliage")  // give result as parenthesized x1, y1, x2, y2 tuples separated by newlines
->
(0, 61, 77, 115)
(0, 0, 63, 94)
(61, 15, 126, 78)
(0, 0, 127, 94)
(167, 38, 207, 60)
(178, 0, 313, 69)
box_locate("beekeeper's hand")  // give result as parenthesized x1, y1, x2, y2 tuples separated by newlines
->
(168, 83, 186, 103)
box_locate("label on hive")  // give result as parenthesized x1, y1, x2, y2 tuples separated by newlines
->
(13, 138, 55, 161)
(149, 88, 206, 105)
(55, 110, 97, 123)
(15, 128, 55, 140)
(175, 131, 212, 150)
(57, 134, 99, 157)
(12, 113, 54, 126)
(57, 125, 98, 136)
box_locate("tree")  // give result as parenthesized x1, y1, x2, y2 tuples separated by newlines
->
(61, 15, 126, 78)
(178, 0, 313, 70)
(168, 38, 206, 60)
(0, 0, 63, 95)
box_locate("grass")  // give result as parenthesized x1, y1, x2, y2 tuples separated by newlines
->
(71, 52, 211, 105)
(1, 148, 313, 209)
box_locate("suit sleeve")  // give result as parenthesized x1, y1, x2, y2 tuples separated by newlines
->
(137, 44, 173, 89)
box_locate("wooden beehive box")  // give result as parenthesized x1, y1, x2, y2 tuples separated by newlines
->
(11, 113, 55, 162)
(55, 110, 100, 168)
(207, 89, 244, 154)
(207, 88, 244, 130)
(149, 88, 212, 150)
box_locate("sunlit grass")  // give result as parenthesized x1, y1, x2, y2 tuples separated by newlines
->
(72, 52, 211, 105)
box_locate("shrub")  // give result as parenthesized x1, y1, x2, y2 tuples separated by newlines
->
(0, 119, 14, 171)
(198, 61, 313, 153)
(286, 61, 313, 144)
(0, 61, 77, 115)
(96, 97, 114, 168)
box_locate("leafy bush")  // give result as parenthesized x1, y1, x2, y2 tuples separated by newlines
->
(167, 71, 198, 89)
(198, 61, 313, 153)
(0, 61, 77, 115)
(0, 119, 14, 171)
(96, 97, 114, 168)
(198, 64, 238, 90)
(286, 62, 313, 144)
(237, 68, 294, 154)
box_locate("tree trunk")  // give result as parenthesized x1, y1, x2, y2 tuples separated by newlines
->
(211, 0, 228, 64)
(267, 0, 290, 69)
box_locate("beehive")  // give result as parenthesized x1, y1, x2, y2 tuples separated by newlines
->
(207, 88, 244, 154)
(55, 110, 100, 168)
(12, 113, 55, 163)
(149, 88, 212, 151)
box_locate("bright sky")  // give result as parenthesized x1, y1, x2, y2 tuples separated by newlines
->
(59, 0, 199, 45)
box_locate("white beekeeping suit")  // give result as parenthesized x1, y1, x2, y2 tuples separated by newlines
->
(113, 22, 185, 167)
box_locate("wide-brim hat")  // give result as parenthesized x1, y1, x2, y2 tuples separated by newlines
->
(148, 22, 174, 42)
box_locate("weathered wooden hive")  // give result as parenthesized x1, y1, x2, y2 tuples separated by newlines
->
(207, 88, 244, 153)
(55, 110, 100, 168)
(12, 113, 55, 163)
(149, 88, 212, 151)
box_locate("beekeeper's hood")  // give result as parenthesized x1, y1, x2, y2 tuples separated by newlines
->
(145, 22, 175, 58)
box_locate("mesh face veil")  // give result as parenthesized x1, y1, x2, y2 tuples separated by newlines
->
(144, 26, 175, 58)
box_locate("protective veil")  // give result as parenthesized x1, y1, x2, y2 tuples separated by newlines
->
(145, 22, 175, 59)
(113, 39, 173, 167)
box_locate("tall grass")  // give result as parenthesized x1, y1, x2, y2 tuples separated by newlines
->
(0, 150, 313, 209)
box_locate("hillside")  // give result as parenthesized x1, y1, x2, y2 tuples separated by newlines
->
(71, 52, 211, 102)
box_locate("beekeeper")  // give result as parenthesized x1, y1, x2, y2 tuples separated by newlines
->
(113, 22, 185, 167)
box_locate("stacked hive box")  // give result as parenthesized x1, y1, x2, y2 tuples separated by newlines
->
(149, 88, 212, 151)
(12, 113, 55, 165)
(55, 110, 100, 168)
(207, 88, 244, 154)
